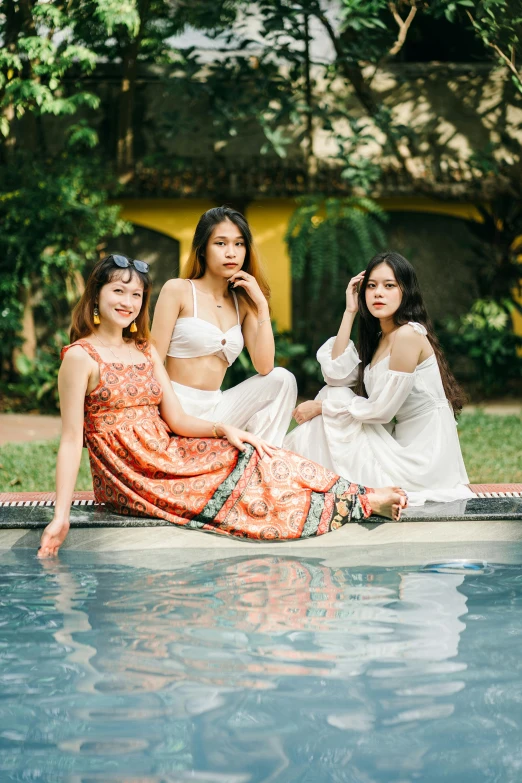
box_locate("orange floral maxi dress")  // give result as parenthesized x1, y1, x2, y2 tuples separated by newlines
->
(64, 340, 372, 540)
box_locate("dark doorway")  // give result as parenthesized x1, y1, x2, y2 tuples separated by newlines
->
(105, 225, 180, 309)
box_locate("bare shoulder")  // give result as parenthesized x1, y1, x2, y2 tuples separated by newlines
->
(394, 323, 427, 347)
(160, 278, 191, 299)
(153, 279, 188, 330)
(389, 323, 427, 372)
(60, 345, 95, 386)
(62, 344, 94, 366)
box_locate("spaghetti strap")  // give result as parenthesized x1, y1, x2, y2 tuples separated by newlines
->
(407, 321, 428, 336)
(189, 280, 198, 318)
(61, 339, 102, 363)
(231, 290, 240, 324)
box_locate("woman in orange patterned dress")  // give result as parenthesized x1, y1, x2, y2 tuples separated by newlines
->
(38, 256, 407, 556)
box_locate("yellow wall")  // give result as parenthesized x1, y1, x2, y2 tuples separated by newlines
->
(378, 197, 484, 222)
(117, 196, 520, 338)
(513, 242, 522, 345)
(245, 200, 295, 331)
(118, 199, 215, 273)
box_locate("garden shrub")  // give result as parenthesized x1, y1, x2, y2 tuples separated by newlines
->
(441, 298, 522, 398)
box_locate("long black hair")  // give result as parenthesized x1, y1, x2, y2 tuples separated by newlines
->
(356, 251, 466, 414)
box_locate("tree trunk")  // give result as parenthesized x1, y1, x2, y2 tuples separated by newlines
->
(117, 40, 140, 171)
(0, 0, 23, 160)
(116, 0, 150, 172)
(12, 285, 36, 366)
(303, 13, 317, 189)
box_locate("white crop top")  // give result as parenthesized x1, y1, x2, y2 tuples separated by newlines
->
(166, 280, 244, 366)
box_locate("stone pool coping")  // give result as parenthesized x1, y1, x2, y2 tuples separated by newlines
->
(2, 522, 522, 568)
(1, 486, 522, 525)
(1, 485, 522, 555)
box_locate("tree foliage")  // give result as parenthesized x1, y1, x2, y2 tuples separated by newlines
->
(0, 1, 132, 396)
(0, 1, 98, 148)
(286, 196, 387, 290)
(0, 153, 130, 385)
(442, 298, 522, 397)
(464, 0, 522, 94)
(1, 0, 521, 403)
(284, 196, 387, 370)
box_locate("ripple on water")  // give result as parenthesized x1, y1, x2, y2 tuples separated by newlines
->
(0, 554, 521, 782)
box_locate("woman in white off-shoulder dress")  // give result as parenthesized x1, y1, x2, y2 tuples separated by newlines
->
(284, 251, 473, 506)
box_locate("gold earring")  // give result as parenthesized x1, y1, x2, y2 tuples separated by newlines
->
(93, 306, 100, 325)
(130, 320, 137, 333)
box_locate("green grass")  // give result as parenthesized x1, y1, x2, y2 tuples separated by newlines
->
(458, 411, 522, 484)
(0, 411, 520, 493)
(0, 439, 92, 493)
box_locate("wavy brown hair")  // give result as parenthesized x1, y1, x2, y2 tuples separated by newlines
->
(356, 251, 466, 415)
(183, 206, 271, 314)
(70, 255, 152, 344)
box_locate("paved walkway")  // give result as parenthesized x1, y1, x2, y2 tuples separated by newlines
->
(1, 401, 521, 445)
(464, 401, 522, 416)
(0, 413, 61, 446)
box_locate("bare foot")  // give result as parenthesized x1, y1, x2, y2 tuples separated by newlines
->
(38, 519, 70, 557)
(366, 487, 408, 521)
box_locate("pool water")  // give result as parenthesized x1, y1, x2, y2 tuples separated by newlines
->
(1, 550, 521, 782)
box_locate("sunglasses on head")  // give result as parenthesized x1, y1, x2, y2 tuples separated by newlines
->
(109, 254, 149, 274)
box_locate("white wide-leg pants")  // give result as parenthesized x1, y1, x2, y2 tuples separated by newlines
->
(171, 367, 297, 447)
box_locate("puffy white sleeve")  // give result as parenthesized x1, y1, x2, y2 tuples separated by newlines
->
(322, 369, 415, 424)
(317, 337, 361, 387)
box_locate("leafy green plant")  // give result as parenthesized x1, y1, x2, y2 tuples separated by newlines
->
(0, 330, 68, 413)
(462, 0, 522, 94)
(0, 153, 131, 382)
(286, 196, 387, 288)
(285, 195, 386, 369)
(442, 298, 522, 397)
(0, 0, 133, 396)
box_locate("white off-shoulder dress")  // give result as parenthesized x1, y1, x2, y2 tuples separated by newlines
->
(284, 322, 473, 505)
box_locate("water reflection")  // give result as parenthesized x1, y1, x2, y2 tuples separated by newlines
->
(4, 551, 517, 783)
(89, 558, 468, 686)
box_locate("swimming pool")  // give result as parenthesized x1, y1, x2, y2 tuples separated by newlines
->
(1, 548, 521, 782)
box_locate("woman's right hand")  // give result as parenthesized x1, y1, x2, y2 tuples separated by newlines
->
(345, 271, 366, 313)
(38, 518, 70, 558)
(219, 424, 276, 460)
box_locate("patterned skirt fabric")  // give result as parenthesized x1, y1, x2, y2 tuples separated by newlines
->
(88, 430, 371, 540)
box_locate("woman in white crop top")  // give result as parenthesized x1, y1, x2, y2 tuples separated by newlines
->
(284, 251, 473, 505)
(151, 206, 297, 446)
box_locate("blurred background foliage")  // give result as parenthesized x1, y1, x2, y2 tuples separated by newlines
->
(0, 0, 521, 410)
(441, 299, 522, 398)
(0, 155, 130, 392)
(285, 196, 387, 366)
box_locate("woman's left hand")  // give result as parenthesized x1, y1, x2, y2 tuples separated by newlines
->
(292, 400, 322, 425)
(228, 271, 267, 310)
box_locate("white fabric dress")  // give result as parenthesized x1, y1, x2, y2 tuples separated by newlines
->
(284, 322, 472, 505)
